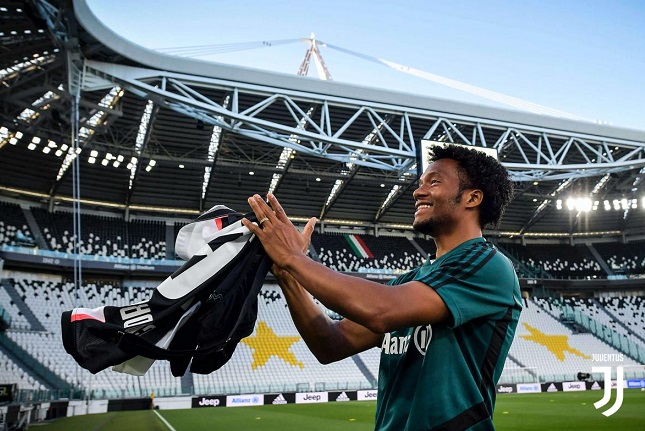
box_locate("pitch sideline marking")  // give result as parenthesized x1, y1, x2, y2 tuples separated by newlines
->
(153, 409, 178, 431)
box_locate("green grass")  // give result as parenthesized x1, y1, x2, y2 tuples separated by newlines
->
(31, 390, 645, 430)
(492, 390, 645, 431)
(29, 410, 168, 431)
(161, 402, 376, 431)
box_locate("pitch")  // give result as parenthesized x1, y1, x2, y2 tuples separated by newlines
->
(32, 390, 645, 430)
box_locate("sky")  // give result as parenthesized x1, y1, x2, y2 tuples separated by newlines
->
(86, 0, 645, 131)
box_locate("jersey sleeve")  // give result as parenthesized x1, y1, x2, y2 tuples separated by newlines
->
(416, 244, 519, 328)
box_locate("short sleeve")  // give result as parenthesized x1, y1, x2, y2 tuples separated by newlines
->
(415, 244, 519, 328)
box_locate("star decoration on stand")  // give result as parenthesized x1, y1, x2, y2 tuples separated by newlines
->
(520, 323, 591, 361)
(241, 321, 304, 369)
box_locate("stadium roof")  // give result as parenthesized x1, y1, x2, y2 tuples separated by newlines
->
(1, 0, 644, 238)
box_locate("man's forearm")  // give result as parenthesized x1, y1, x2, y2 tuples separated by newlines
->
(283, 254, 395, 333)
(276, 272, 372, 363)
(277, 273, 337, 360)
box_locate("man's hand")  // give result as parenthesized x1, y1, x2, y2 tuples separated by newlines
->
(242, 193, 316, 270)
(272, 214, 316, 282)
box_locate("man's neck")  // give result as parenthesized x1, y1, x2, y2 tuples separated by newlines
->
(434, 226, 483, 259)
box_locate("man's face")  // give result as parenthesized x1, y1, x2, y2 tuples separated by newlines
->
(412, 159, 466, 236)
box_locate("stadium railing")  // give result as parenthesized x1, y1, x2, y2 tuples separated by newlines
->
(0, 304, 11, 330)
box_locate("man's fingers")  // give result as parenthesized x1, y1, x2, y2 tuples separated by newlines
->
(241, 218, 262, 237)
(299, 217, 317, 253)
(303, 217, 316, 238)
(267, 193, 288, 221)
(248, 194, 275, 223)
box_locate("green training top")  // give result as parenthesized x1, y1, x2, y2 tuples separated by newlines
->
(374, 237, 522, 431)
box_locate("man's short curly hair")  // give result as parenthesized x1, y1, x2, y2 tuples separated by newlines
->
(428, 144, 514, 228)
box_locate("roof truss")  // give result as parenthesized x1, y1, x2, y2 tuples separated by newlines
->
(81, 60, 645, 182)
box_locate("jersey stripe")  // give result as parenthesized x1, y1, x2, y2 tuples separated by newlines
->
(478, 307, 514, 413)
(425, 243, 488, 288)
(422, 242, 496, 290)
(418, 243, 484, 288)
(429, 401, 490, 431)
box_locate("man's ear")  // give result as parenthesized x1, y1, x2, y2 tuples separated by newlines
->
(465, 189, 483, 208)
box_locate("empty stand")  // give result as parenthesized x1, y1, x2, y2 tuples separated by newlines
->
(0, 350, 45, 390)
(1, 278, 181, 398)
(0, 202, 34, 247)
(559, 296, 645, 349)
(509, 298, 640, 382)
(312, 232, 426, 273)
(598, 296, 645, 344)
(592, 241, 645, 277)
(1, 233, 642, 402)
(501, 243, 605, 279)
(30, 209, 166, 259)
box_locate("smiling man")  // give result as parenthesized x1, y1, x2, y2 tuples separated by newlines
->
(243, 144, 521, 431)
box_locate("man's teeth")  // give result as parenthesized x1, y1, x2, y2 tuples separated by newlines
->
(418, 204, 432, 209)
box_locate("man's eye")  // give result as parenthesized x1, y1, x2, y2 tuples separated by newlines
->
(430, 179, 440, 184)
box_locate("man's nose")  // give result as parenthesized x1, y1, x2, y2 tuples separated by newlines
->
(413, 185, 426, 200)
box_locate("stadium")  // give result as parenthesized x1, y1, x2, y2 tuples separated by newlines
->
(1, 0, 644, 429)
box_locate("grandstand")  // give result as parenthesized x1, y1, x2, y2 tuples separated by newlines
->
(1, 0, 644, 428)
(1, 208, 644, 400)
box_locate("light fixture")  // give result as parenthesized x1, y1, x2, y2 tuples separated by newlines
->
(565, 197, 592, 212)
(179, 164, 185, 169)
